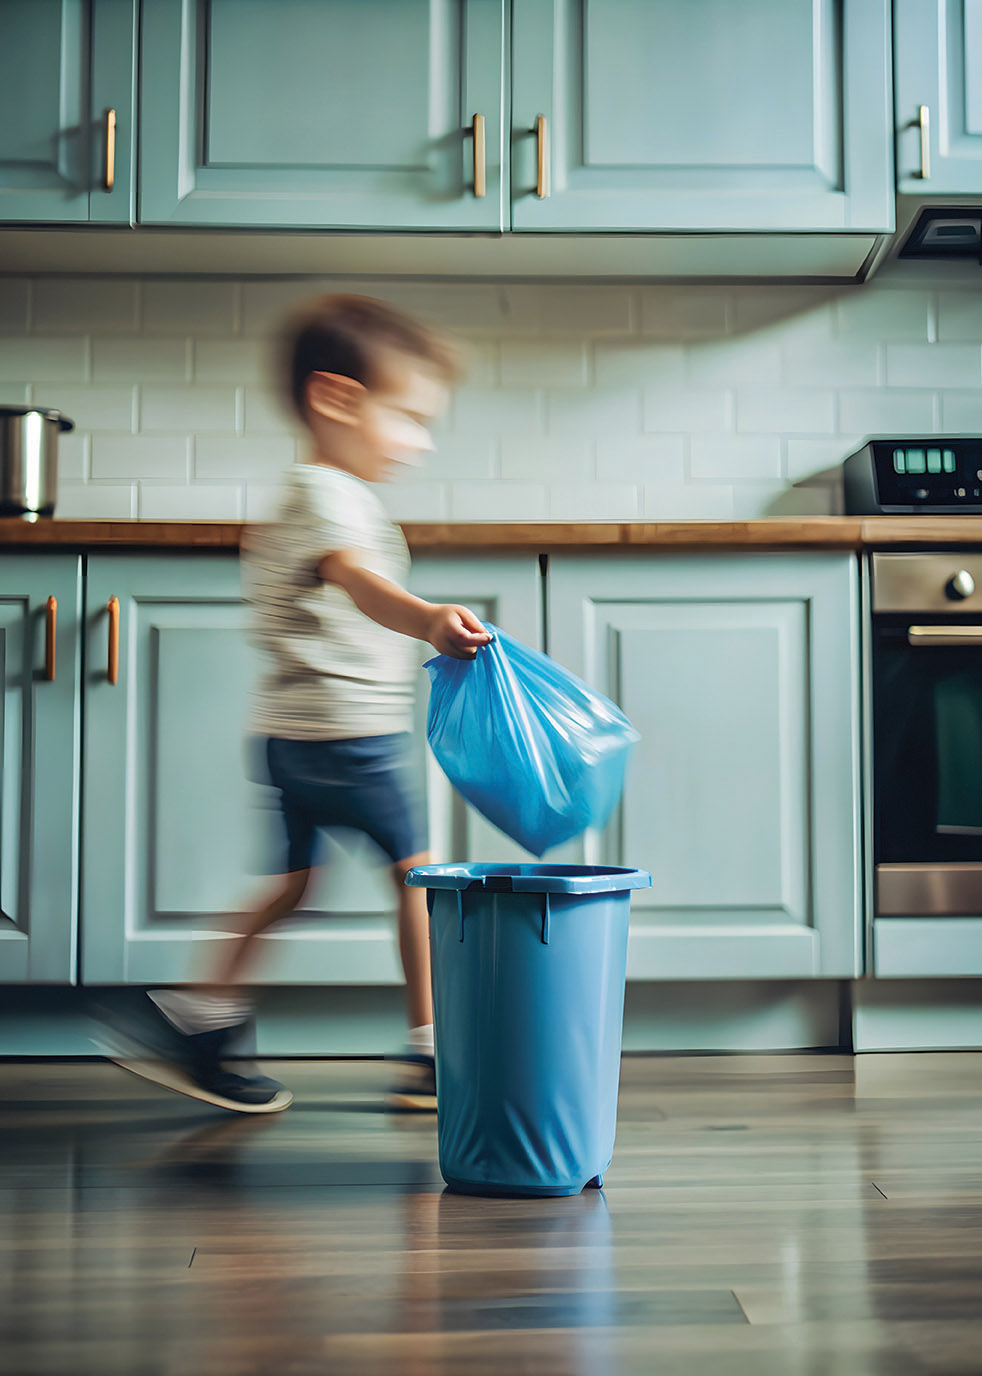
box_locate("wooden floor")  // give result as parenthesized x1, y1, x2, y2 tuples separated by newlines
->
(3, 1053, 982, 1376)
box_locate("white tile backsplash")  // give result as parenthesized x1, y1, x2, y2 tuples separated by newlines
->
(3, 269, 981, 522)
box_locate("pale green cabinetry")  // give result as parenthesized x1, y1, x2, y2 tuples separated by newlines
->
(0, 556, 82, 982)
(547, 553, 863, 979)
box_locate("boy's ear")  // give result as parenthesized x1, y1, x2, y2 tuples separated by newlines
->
(306, 372, 366, 425)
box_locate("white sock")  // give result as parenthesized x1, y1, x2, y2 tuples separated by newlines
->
(150, 989, 252, 1036)
(409, 1023, 434, 1057)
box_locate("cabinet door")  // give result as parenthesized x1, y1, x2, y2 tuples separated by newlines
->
(895, 0, 982, 194)
(0, 0, 135, 224)
(0, 556, 81, 982)
(80, 552, 540, 985)
(511, 0, 893, 231)
(139, 0, 505, 229)
(547, 553, 861, 979)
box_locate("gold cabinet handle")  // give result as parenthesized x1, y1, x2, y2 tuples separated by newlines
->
(107, 596, 119, 684)
(104, 107, 116, 192)
(536, 114, 549, 198)
(472, 113, 486, 197)
(45, 596, 57, 682)
(918, 104, 931, 180)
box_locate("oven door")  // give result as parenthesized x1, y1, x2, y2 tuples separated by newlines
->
(873, 616, 982, 915)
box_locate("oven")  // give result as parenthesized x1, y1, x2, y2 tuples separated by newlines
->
(872, 553, 982, 917)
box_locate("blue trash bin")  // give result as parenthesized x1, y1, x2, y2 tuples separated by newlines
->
(405, 862, 652, 1198)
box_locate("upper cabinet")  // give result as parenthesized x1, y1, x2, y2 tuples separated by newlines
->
(0, 0, 135, 223)
(894, 0, 982, 195)
(511, 0, 894, 232)
(139, 0, 506, 229)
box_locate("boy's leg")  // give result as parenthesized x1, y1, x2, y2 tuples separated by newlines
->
(393, 850, 433, 1030)
(204, 867, 313, 990)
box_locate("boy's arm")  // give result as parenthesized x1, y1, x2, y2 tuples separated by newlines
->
(317, 548, 491, 659)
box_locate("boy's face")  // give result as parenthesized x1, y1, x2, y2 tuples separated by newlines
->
(307, 356, 447, 484)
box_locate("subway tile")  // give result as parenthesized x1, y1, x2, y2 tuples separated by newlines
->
(0, 337, 86, 382)
(687, 336, 783, 387)
(540, 287, 635, 335)
(193, 338, 268, 384)
(937, 291, 982, 342)
(140, 385, 236, 434)
(138, 484, 243, 520)
(835, 288, 931, 341)
(885, 343, 981, 389)
(0, 381, 29, 403)
(143, 281, 238, 336)
(547, 387, 641, 438)
(30, 383, 135, 432)
(786, 436, 861, 483)
(448, 481, 549, 521)
(243, 484, 284, 522)
(731, 286, 836, 340)
(593, 341, 684, 389)
(499, 341, 587, 388)
(454, 337, 498, 386)
(241, 386, 296, 435)
(640, 288, 729, 337)
(642, 483, 734, 519)
(91, 433, 190, 482)
(596, 436, 685, 483)
(0, 280, 29, 333)
(55, 483, 136, 518)
(690, 435, 782, 482)
(455, 386, 544, 436)
(376, 480, 450, 522)
(548, 483, 640, 520)
(942, 390, 982, 431)
(33, 279, 138, 334)
(499, 437, 592, 481)
(194, 435, 296, 483)
(837, 389, 937, 434)
(643, 384, 729, 433)
(241, 281, 322, 336)
(735, 388, 835, 434)
(784, 339, 880, 388)
(419, 434, 496, 481)
(730, 482, 838, 518)
(383, 284, 542, 336)
(56, 432, 88, 484)
(92, 337, 188, 382)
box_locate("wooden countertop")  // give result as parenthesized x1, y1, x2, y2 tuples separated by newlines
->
(2, 516, 982, 551)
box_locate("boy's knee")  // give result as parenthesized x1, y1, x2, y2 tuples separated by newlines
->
(393, 850, 429, 882)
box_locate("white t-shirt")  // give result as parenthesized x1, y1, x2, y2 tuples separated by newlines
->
(242, 462, 420, 740)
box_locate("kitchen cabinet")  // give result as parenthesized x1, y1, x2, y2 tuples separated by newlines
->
(0, 555, 81, 982)
(138, 0, 506, 230)
(547, 553, 862, 979)
(894, 0, 982, 195)
(0, 0, 135, 223)
(512, 0, 894, 232)
(80, 552, 541, 985)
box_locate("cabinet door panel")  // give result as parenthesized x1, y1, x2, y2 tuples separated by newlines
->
(547, 553, 861, 979)
(895, 0, 982, 193)
(140, 0, 505, 229)
(512, 0, 893, 231)
(0, 557, 81, 982)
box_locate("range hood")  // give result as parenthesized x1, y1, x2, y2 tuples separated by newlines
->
(865, 195, 982, 274)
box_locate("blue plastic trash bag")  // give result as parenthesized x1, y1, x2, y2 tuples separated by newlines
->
(424, 625, 640, 855)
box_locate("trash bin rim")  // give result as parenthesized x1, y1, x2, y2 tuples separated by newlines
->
(405, 862, 651, 894)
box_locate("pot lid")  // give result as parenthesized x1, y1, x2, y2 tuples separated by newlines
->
(0, 405, 74, 431)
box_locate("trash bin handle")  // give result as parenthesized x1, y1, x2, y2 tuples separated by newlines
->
(541, 893, 550, 945)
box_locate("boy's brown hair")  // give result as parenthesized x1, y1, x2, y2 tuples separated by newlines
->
(280, 293, 459, 422)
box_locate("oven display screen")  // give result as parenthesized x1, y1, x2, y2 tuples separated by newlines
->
(892, 446, 957, 475)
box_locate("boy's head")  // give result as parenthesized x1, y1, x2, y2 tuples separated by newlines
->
(280, 294, 458, 483)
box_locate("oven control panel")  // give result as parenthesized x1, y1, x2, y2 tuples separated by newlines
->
(872, 553, 982, 613)
(844, 437, 982, 513)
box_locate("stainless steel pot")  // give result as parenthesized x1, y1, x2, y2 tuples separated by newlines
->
(0, 406, 74, 519)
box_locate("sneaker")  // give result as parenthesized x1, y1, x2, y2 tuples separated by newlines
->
(92, 994, 290, 1111)
(386, 1053, 437, 1112)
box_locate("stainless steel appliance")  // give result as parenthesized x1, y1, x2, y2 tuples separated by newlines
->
(0, 405, 74, 519)
(844, 436, 982, 513)
(872, 552, 982, 917)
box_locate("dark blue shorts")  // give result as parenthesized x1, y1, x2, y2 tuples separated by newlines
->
(260, 734, 428, 874)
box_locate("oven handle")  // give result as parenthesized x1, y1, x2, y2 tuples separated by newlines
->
(908, 624, 982, 646)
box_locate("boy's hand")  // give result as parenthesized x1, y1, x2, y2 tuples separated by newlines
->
(427, 605, 493, 659)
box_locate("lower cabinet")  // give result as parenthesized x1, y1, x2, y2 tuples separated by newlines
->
(0, 555, 82, 983)
(547, 553, 862, 979)
(80, 552, 541, 985)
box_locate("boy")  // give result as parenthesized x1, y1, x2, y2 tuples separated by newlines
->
(104, 295, 491, 1113)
